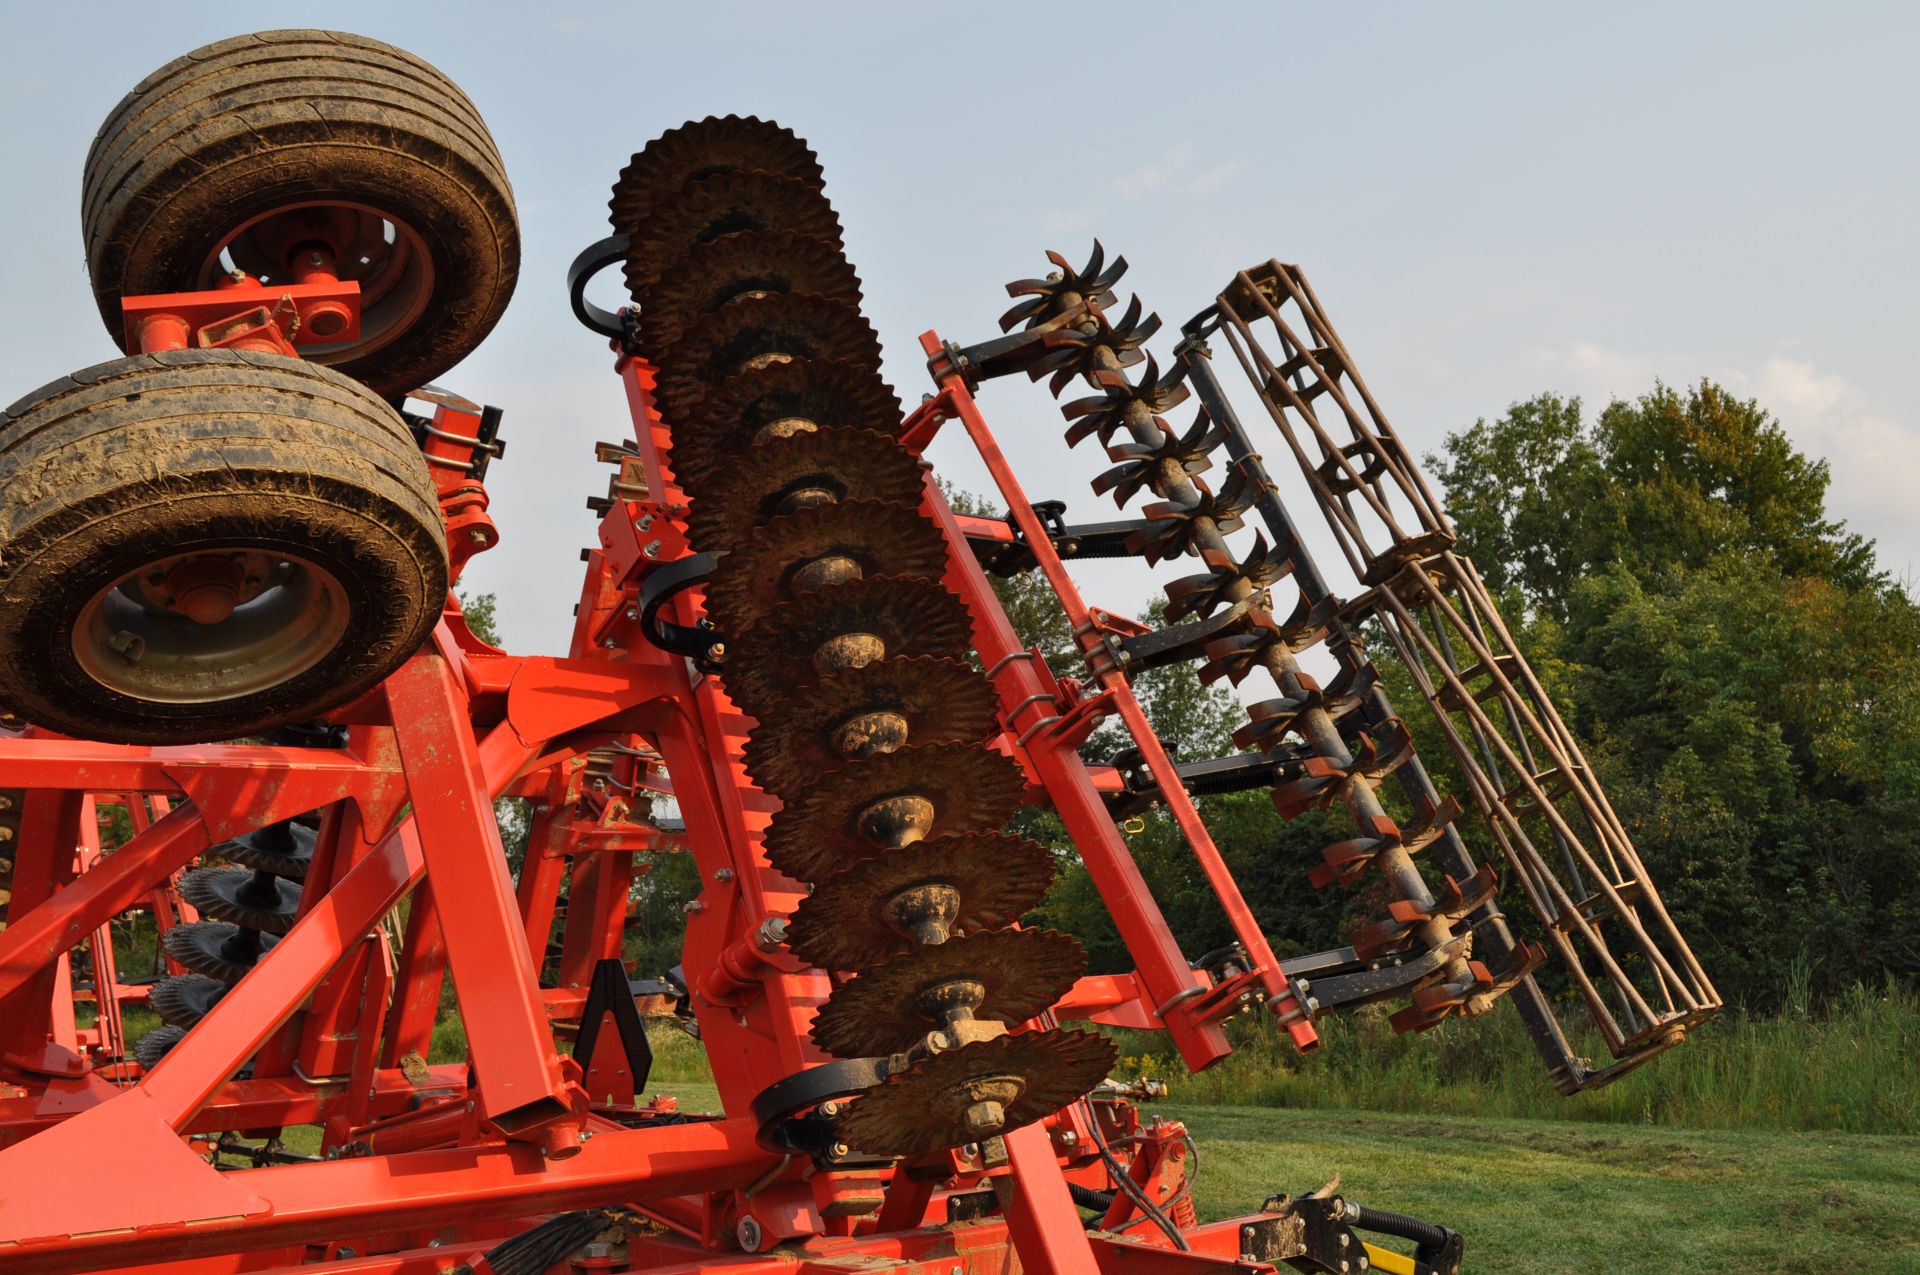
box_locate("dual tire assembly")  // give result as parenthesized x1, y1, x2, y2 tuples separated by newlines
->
(1, 30, 519, 742)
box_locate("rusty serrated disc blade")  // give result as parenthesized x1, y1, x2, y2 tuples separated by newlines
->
(149, 973, 226, 1028)
(744, 655, 998, 799)
(669, 357, 903, 485)
(630, 230, 863, 359)
(609, 116, 826, 235)
(652, 295, 884, 426)
(215, 821, 315, 881)
(787, 834, 1055, 971)
(718, 575, 974, 716)
(703, 499, 950, 639)
(683, 428, 928, 557)
(179, 866, 300, 936)
(836, 1029, 1118, 1158)
(764, 742, 1028, 885)
(811, 928, 1085, 1058)
(162, 920, 279, 983)
(626, 170, 843, 293)
(133, 1026, 187, 1070)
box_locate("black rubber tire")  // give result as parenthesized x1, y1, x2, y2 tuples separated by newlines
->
(0, 350, 447, 743)
(82, 29, 518, 398)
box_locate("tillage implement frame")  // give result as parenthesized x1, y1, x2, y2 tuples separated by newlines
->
(0, 27, 1717, 1275)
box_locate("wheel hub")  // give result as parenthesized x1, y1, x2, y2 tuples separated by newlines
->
(73, 548, 351, 705)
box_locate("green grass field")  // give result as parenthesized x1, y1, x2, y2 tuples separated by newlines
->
(153, 1015, 1919, 1273)
(643, 1075, 1918, 1275)
(1171, 1103, 1919, 1275)
(127, 989, 1920, 1273)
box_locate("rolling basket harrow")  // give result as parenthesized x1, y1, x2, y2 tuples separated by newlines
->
(0, 29, 1719, 1275)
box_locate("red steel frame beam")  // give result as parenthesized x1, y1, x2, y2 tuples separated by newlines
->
(911, 329, 1317, 1065)
(384, 651, 579, 1141)
(0, 326, 1325, 1274)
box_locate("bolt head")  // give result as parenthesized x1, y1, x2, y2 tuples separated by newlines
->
(962, 1099, 1007, 1137)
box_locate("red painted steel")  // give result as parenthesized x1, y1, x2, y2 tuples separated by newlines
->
(0, 283, 1390, 1274)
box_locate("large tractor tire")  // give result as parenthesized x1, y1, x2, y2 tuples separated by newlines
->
(0, 350, 447, 743)
(82, 29, 519, 398)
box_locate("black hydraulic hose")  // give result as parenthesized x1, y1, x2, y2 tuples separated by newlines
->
(1341, 1201, 1452, 1249)
(1068, 1181, 1117, 1213)
(456, 1208, 619, 1275)
(1080, 1097, 1189, 1251)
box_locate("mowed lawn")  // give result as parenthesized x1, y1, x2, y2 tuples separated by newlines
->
(285, 1071, 1919, 1272)
(1164, 1101, 1920, 1275)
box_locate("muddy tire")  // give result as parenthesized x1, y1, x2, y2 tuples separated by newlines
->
(0, 350, 447, 743)
(82, 29, 518, 397)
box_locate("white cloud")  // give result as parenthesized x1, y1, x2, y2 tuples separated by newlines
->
(1184, 161, 1241, 197)
(1738, 358, 1920, 574)
(1114, 142, 1194, 197)
(1110, 144, 1240, 200)
(1515, 340, 1678, 400)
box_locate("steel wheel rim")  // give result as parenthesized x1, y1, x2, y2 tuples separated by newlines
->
(72, 548, 351, 705)
(198, 200, 435, 364)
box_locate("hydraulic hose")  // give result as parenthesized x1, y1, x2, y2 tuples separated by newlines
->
(1339, 1200, 1453, 1249)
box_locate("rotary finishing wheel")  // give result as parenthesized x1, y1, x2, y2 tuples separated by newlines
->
(763, 742, 1028, 885)
(150, 972, 228, 1028)
(650, 293, 884, 425)
(214, 819, 316, 880)
(785, 833, 1054, 972)
(682, 428, 929, 558)
(180, 865, 300, 936)
(610, 115, 825, 236)
(718, 575, 975, 717)
(810, 928, 1086, 1058)
(133, 1025, 187, 1070)
(836, 1029, 1118, 1158)
(668, 356, 903, 485)
(702, 499, 952, 639)
(632, 229, 864, 362)
(624, 170, 844, 294)
(743, 655, 998, 799)
(163, 920, 280, 983)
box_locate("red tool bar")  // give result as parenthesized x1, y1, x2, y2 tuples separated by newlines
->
(918, 328, 1318, 1054)
(120, 279, 362, 353)
(0, 805, 207, 1009)
(911, 459, 1228, 1068)
(0, 1117, 770, 1275)
(386, 652, 580, 1141)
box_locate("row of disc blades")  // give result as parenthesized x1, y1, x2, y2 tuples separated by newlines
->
(1001, 244, 1503, 1025)
(135, 819, 314, 1069)
(610, 117, 1114, 1157)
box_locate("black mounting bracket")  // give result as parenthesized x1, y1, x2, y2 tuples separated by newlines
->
(572, 956, 653, 1099)
(567, 233, 640, 348)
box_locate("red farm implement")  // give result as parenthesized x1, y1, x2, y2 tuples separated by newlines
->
(0, 28, 1718, 1275)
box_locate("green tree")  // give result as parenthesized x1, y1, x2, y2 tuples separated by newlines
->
(1430, 378, 1920, 1006)
(1433, 382, 1878, 622)
(457, 588, 501, 647)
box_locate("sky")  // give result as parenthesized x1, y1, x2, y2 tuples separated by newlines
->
(1, 2, 1914, 656)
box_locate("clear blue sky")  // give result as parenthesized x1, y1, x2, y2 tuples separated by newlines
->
(3, 3, 1914, 654)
